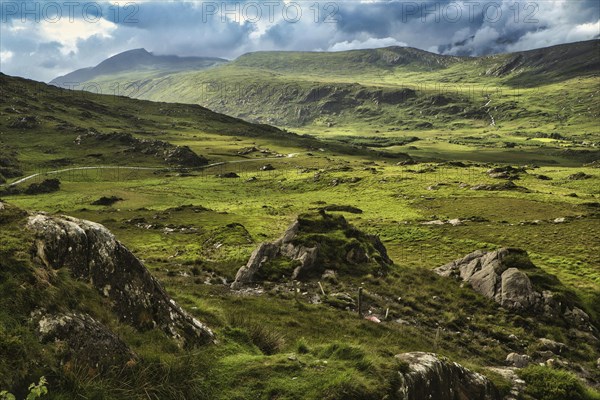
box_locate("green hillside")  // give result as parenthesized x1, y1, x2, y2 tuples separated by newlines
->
(54, 41, 600, 165)
(1, 71, 599, 398)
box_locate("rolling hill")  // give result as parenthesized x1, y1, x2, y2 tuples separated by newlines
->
(50, 41, 600, 134)
(48, 40, 600, 166)
(1, 57, 599, 399)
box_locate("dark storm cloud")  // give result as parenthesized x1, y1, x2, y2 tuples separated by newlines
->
(0, 0, 598, 81)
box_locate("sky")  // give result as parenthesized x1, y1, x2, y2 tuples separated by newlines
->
(0, 0, 599, 82)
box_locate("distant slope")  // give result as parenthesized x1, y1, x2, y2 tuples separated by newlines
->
(50, 48, 227, 87)
(50, 41, 600, 135)
(232, 46, 465, 73)
(1, 73, 397, 181)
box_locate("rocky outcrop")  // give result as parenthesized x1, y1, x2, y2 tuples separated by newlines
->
(75, 131, 208, 167)
(435, 248, 597, 334)
(27, 213, 214, 347)
(436, 248, 544, 311)
(470, 181, 529, 192)
(395, 352, 501, 400)
(34, 312, 137, 371)
(231, 212, 392, 288)
(231, 220, 318, 288)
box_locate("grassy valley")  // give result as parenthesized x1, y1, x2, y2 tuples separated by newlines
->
(0, 41, 599, 400)
(54, 41, 600, 166)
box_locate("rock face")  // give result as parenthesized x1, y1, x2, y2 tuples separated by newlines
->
(27, 213, 214, 346)
(395, 352, 501, 400)
(435, 248, 543, 311)
(231, 212, 392, 289)
(35, 312, 137, 371)
(435, 248, 597, 334)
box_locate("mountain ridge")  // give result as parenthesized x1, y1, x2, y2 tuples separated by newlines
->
(50, 48, 227, 86)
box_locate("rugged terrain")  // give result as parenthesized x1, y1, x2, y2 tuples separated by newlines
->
(0, 41, 599, 399)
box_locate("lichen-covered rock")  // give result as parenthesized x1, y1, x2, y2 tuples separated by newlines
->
(231, 212, 392, 288)
(395, 352, 501, 400)
(506, 353, 531, 368)
(435, 248, 598, 335)
(35, 312, 136, 371)
(436, 248, 544, 311)
(27, 213, 214, 347)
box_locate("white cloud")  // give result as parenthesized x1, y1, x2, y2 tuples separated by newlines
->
(328, 37, 407, 52)
(39, 18, 117, 55)
(506, 19, 600, 52)
(1, 51, 14, 62)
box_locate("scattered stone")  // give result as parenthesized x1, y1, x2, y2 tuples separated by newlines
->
(231, 212, 392, 288)
(553, 217, 566, 223)
(427, 183, 447, 190)
(421, 218, 464, 226)
(395, 352, 501, 400)
(260, 163, 275, 171)
(506, 353, 531, 368)
(436, 248, 598, 336)
(217, 172, 240, 178)
(321, 269, 338, 283)
(567, 172, 592, 180)
(470, 181, 528, 192)
(421, 220, 445, 225)
(9, 115, 40, 129)
(91, 196, 123, 206)
(246, 176, 258, 182)
(435, 248, 549, 311)
(76, 131, 208, 167)
(35, 312, 137, 371)
(535, 174, 552, 180)
(25, 178, 60, 195)
(237, 146, 259, 155)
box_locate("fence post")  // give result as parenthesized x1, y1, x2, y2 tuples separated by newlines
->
(357, 287, 363, 317)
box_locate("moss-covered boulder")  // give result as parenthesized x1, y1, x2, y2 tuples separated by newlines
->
(231, 211, 392, 288)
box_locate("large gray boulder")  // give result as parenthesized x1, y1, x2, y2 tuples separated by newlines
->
(27, 213, 214, 347)
(436, 248, 543, 311)
(395, 352, 501, 400)
(435, 248, 598, 335)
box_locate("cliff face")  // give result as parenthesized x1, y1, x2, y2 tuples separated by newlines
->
(27, 213, 215, 347)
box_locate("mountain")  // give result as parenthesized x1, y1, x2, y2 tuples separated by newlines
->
(50, 48, 227, 87)
(49, 41, 600, 141)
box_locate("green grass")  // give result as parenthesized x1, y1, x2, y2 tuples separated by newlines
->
(1, 60, 599, 398)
